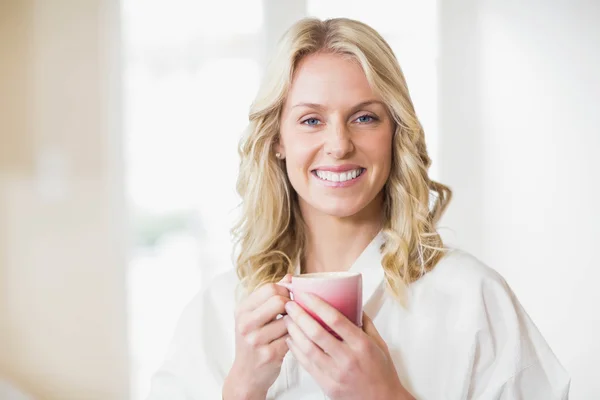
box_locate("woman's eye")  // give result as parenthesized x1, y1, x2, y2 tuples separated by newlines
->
(356, 114, 376, 123)
(302, 118, 321, 126)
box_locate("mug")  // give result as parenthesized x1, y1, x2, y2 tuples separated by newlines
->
(280, 272, 363, 336)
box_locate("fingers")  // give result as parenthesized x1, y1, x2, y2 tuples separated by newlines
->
(257, 317, 288, 344)
(285, 335, 314, 372)
(284, 300, 346, 359)
(238, 294, 291, 335)
(248, 333, 290, 368)
(285, 335, 336, 390)
(284, 314, 332, 372)
(238, 278, 291, 314)
(287, 337, 335, 396)
(239, 317, 288, 349)
(293, 292, 362, 345)
(255, 294, 292, 326)
(270, 333, 291, 360)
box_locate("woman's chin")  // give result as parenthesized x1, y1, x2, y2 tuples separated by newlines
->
(314, 203, 367, 219)
(298, 192, 379, 219)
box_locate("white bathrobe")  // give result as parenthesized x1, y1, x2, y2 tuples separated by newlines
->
(148, 233, 570, 399)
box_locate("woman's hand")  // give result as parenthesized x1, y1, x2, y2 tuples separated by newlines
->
(283, 292, 415, 400)
(223, 275, 292, 400)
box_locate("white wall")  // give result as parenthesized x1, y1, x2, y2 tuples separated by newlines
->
(439, 1, 600, 398)
(0, 0, 129, 398)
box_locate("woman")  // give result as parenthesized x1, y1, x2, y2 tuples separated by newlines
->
(148, 18, 569, 399)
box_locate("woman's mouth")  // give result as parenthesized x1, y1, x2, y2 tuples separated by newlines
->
(312, 168, 365, 183)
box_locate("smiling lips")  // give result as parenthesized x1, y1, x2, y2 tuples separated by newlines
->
(314, 168, 364, 182)
(312, 165, 366, 185)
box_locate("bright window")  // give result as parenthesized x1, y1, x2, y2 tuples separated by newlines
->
(122, 1, 262, 398)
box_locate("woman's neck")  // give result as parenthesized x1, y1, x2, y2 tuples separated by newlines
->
(300, 195, 384, 274)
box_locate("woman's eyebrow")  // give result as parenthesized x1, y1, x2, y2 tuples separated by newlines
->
(348, 100, 385, 113)
(291, 100, 384, 111)
(291, 102, 327, 110)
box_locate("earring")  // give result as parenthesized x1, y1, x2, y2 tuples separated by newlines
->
(275, 152, 282, 159)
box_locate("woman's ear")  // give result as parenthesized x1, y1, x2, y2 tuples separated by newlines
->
(274, 140, 286, 160)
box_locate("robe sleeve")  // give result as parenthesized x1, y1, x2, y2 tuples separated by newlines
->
(468, 270, 570, 399)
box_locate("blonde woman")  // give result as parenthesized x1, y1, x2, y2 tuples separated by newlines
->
(148, 18, 569, 400)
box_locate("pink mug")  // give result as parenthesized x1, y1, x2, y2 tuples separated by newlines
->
(280, 272, 363, 336)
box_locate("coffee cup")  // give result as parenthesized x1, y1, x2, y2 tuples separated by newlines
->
(279, 272, 363, 335)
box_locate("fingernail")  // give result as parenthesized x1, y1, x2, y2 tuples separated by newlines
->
(285, 301, 296, 313)
(285, 337, 292, 347)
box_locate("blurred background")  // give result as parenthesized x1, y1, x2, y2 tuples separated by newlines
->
(0, 0, 598, 399)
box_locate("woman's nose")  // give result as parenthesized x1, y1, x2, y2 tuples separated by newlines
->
(324, 122, 354, 159)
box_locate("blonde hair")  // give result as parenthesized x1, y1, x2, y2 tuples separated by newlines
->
(232, 17, 452, 300)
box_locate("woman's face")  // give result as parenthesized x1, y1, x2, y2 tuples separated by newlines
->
(278, 52, 394, 219)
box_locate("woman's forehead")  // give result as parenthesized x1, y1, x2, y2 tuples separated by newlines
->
(285, 53, 380, 110)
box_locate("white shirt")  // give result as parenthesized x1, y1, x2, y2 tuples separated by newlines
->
(148, 233, 570, 399)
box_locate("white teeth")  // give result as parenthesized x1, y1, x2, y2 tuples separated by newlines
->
(315, 168, 363, 182)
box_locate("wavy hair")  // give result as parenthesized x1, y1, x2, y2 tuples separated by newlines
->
(232, 17, 452, 300)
